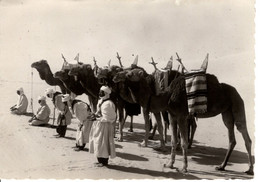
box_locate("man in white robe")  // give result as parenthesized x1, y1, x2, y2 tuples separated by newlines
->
(46, 88, 72, 137)
(89, 86, 116, 167)
(29, 96, 51, 126)
(62, 94, 94, 151)
(10, 87, 28, 115)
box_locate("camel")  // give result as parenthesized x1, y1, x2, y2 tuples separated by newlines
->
(112, 68, 167, 149)
(149, 58, 197, 148)
(53, 69, 86, 96)
(95, 64, 143, 142)
(68, 64, 100, 113)
(31, 60, 67, 93)
(113, 67, 254, 175)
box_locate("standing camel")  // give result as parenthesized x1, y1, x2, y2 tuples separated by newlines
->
(149, 58, 197, 148)
(95, 65, 133, 142)
(53, 69, 86, 96)
(113, 68, 166, 149)
(96, 64, 146, 143)
(68, 64, 100, 113)
(113, 67, 254, 175)
(31, 60, 67, 93)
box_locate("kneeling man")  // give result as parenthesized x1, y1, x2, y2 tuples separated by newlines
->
(29, 96, 51, 126)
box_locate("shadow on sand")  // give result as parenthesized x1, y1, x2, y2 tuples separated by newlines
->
(23, 112, 34, 117)
(188, 169, 253, 180)
(63, 136, 76, 140)
(121, 129, 254, 175)
(106, 164, 200, 179)
(187, 143, 255, 166)
(116, 152, 148, 161)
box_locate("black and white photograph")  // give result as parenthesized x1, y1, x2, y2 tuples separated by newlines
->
(0, 0, 257, 180)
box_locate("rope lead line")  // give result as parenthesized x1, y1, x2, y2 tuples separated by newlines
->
(31, 68, 34, 114)
(52, 85, 57, 126)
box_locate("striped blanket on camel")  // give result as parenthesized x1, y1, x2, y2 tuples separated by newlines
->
(184, 70, 207, 115)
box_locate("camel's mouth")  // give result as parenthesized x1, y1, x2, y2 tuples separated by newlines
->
(31, 63, 37, 68)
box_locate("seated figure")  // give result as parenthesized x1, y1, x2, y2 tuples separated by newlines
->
(28, 96, 51, 126)
(10, 87, 28, 115)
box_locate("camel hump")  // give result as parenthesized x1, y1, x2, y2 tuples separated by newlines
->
(206, 73, 220, 84)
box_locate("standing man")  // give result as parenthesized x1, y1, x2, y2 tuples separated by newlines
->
(62, 94, 94, 151)
(45, 88, 72, 137)
(89, 86, 117, 167)
(10, 87, 28, 115)
(28, 96, 50, 126)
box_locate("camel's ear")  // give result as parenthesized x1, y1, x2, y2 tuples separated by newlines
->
(41, 60, 47, 64)
(138, 70, 144, 77)
(126, 71, 133, 78)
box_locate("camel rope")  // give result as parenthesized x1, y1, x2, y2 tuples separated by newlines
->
(30, 68, 34, 114)
(52, 85, 57, 126)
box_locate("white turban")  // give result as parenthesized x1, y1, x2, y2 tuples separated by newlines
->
(62, 94, 71, 102)
(17, 87, 24, 94)
(38, 95, 46, 101)
(45, 88, 55, 96)
(100, 86, 112, 94)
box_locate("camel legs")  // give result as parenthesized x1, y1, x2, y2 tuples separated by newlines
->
(188, 116, 197, 149)
(149, 122, 157, 140)
(149, 111, 169, 143)
(129, 116, 134, 132)
(140, 108, 150, 147)
(178, 116, 189, 172)
(230, 109, 253, 175)
(216, 109, 237, 171)
(239, 128, 254, 175)
(125, 114, 134, 132)
(117, 103, 125, 142)
(164, 114, 178, 169)
(162, 111, 169, 143)
(164, 114, 189, 172)
(153, 112, 166, 149)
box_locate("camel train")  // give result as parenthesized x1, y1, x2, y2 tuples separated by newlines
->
(31, 53, 254, 175)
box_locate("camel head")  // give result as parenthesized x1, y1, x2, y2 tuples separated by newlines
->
(53, 70, 69, 80)
(113, 68, 146, 83)
(31, 60, 52, 80)
(68, 66, 80, 77)
(31, 60, 49, 69)
(68, 64, 92, 81)
(113, 70, 128, 83)
(95, 65, 123, 85)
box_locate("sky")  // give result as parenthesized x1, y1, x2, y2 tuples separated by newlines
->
(0, 0, 255, 76)
(0, 0, 256, 120)
(0, 0, 256, 117)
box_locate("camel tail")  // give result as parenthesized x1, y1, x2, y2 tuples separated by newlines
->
(221, 83, 248, 131)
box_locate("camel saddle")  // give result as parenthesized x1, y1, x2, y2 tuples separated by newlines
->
(153, 69, 169, 95)
(184, 70, 207, 115)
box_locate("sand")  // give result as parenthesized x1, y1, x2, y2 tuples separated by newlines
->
(0, 80, 254, 180)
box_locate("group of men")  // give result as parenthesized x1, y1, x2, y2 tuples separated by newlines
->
(10, 86, 117, 167)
